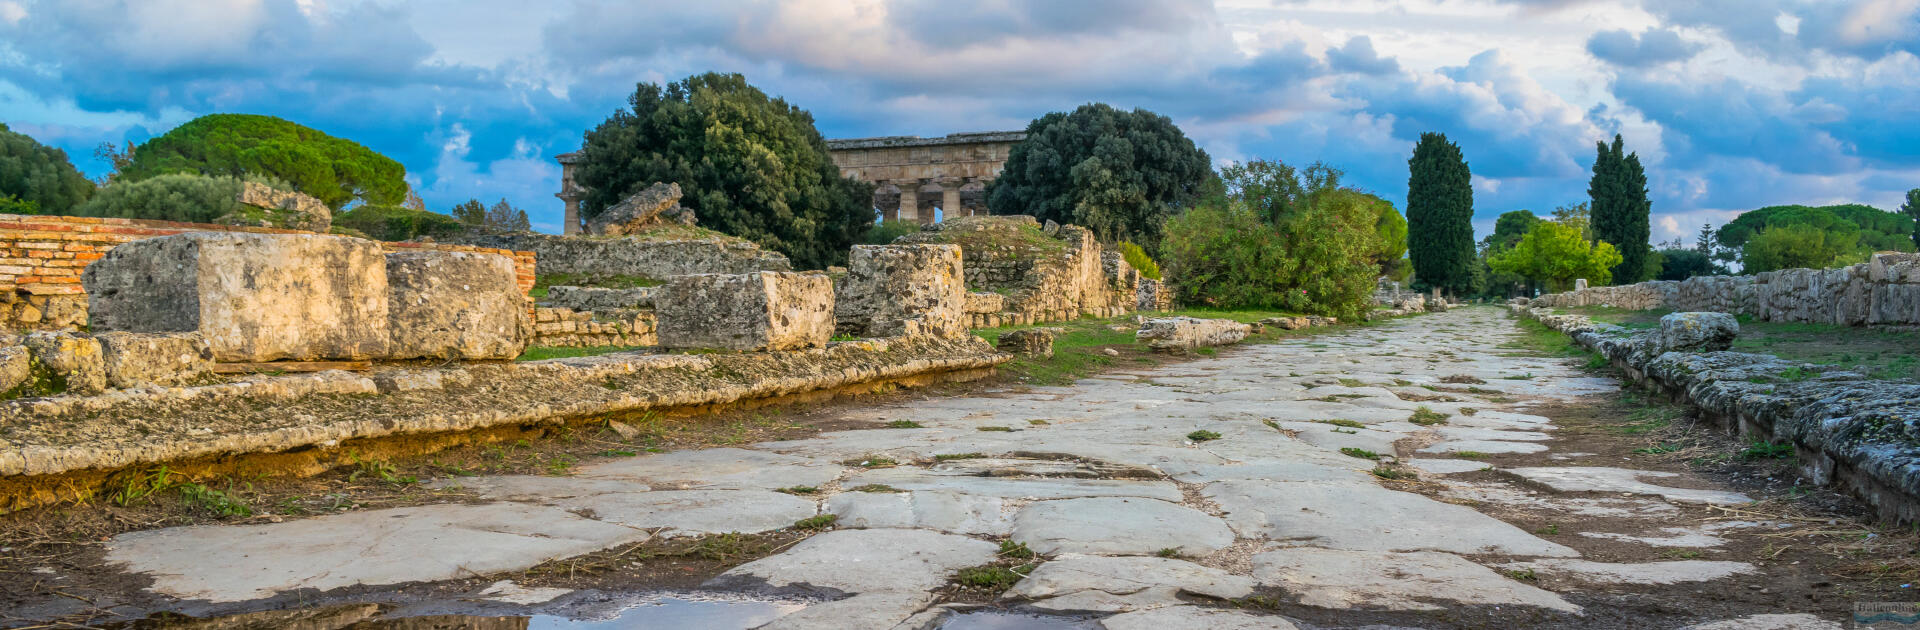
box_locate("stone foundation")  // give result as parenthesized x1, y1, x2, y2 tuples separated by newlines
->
(1135, 317, 1253, 352)
(895, 216, 1136, 327)
(1515, 304, 1920, 524)
(836, 244, 965, 338)
(449, 232, 789, 280)
(532, 307, 657, 348)
(1529, 253, 1920, 326)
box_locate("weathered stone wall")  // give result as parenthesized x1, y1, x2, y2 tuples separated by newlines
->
(448, 232, 789, 281)
(1516, 305, 1920, 524)
(894, 216, 1133, 327)
(0, 214, 534, 332)
(835, 244, 965, 338)
(532, 307, 657, 348)
(1530, 253, 1920, 326)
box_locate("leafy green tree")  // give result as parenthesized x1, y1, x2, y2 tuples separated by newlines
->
(1714, 204, 1909, 270)
(451, 199, 486, 226)
(1374, 199, 1410, 282)
(1488, 220, 1622, 292)
(0, 122, 94, 214)
(1479, 210, 1542, 296)
(988, 103, 1211, 248)
(1653, 248, 1716, 280)
(1486, 210, 1541, 251)
(575, 73, 873, 269)
(486, 198, 531, 232)
(1904, 189, 1920, 250)
(334, 205, 467, 242)
(1405, 132, 1475, 296)
(861, 219, 922, 245)
(1741, 223, 1860, 272)
(120, 113, 408, 210)
(1589, 134, 1653, 283)
(0, 194, 38, 215)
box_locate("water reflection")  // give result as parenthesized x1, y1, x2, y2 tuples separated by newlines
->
(938, 611, 1099, 630)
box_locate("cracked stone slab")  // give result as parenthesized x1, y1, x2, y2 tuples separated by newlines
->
(843, 468, 1183, 501)
(564, 489, 818, 537)
(709, 528, 996, 595)
(1440, 480, 1679, 518)
(430, 475, 647, 500)
(579, 447, 842, 489)
(1417, 439, 1549, 455)
(1252, 547, 1580, 613)
(1099, 605, 1302, 630)
(1010, 497, 1234, 556)
(1503, 559, 1757, 584)
(826, 490, 1011, 536)
(106, 503, 645, 602)
(756, 591, 934, 630)
(1680, 614, 1842, 630)
(1204, 480, 1576, 557)
(1407, 459, 1491, 475)
(1003, 554, 1256, 613)
(1505, 466, 1754, 505)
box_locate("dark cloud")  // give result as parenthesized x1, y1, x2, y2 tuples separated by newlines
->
(1326, 36, 1400, 76)
(1586, 28, 1703, 67)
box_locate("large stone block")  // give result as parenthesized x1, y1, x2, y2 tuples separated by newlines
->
(84, 233, 391, 362)
(657, 272, 833, 351)
(96, 332, 214, 389)
(545, 285, 658, 311)
(1135, 317, 1252, 352)
(840, 244, 965, 338)
(385, 251, 530, 360)
(23, 331, 106, 395)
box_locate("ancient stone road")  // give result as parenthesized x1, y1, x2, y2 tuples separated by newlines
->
(101, 308, 1843, 629)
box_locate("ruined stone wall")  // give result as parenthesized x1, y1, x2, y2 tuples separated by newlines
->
(0, 214, 534, 331)
(1531, 253, 1920, 326)
(532, 307, 656, 348)
(448, 232, 789, 281)
(894, 216, 1132, 326)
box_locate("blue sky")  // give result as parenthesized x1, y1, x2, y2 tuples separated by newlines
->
(2, 0, 1917, 238)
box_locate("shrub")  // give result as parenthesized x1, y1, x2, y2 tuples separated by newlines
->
(334, 204, 467, 241)
(1119, 240, 1162, 280)
(862, 219, 924, 245)
(1160, 190, 1380, 318)
(74, 173, 264, 223)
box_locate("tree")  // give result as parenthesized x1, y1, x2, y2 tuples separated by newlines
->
(1742, 223, 1859, 272)
(1712, 204, 1897, 271)
(120, 113, 408, 209)
(334, 205, 467, 242)
(1551, 202, 1592, 242)
(74, 173, 273, 223)
(1480, 210, 1542, 296)
(486, 198, 531, 232)
(451, 199, 487, 226)
(1374, 198, 1410, 282)
(987, 103, 1212, 248)
(1589, 134, 1653, 283)
(1405, 132, 1475, 296)
(1654, 248, 1716, 281)
(1488, 220, 1623, 292)
(91, 141, 133, 185)
(1904, 189, 1920, 250)
(1486, 210, 1542, 251)
(575, 72, 874, 269)
(0, 122, 94, 214)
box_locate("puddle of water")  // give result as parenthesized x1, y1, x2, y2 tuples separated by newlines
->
(938, 611, 1100, 630)
(98, 593, 809, 630)
(525, 595, 805, 629)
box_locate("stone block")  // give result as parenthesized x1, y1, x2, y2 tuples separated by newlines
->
(657, 272, 833, 351)
(385, 250, 530, 360)
(84, 233, 390, 362)
(1136, 317, 1252, 352)
(587, 182, 696, 236)
(996, 329, 1054, 358)
(840, 245, 965, 338)
(233, 181, 331, 232)
(95, 332, 213, 389)
(545, 285, 657, 311)
(23, 331, 105, 394)
(963, 291, 1006, 314)
(1656, 312, 1738, 353)
(0, 346, 29, 394)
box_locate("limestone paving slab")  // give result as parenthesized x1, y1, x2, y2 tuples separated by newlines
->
(564, 489, 819, 537)
(708, 528, 997, 595)
(1407, 458, 1492, 475)
(1010, 497, 1234, 556)
(1502, 559, 1757, 584)
(1203, 479, 1577, 557)
(1003, 554, 1256, 613)
(1680, 614, 1843, 630)
(826, 490, 1011, 536)
(1505, 466, 1755, 505)
(106, 503, 645, 602)
(579, 447, 842, 490)
(1416, 439, 1550, 455)
(1251, 547, 1580, 613)
(843, 468, 1184, 501)
(756, 591, 936, 630)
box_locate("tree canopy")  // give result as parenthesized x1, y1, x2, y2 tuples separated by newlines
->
(1406, 132, 1475, 296)
(1741, 223, 1860, 273)
(121, 114, 408, 210)
(0, 122, 94, 214)
(574, 72, 873, 269)
(1589, 135, 1653, 283)
(1653, 248, 1716, 281)
(987, 103, 1211, 248)
(1904, 189, 1920, 250)
(1488, 220, 1622, 292)
(1713, 203, 1912, 271)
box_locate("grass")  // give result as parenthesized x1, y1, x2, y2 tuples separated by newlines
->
(884, 420, 925, 429)
(1338, 378, 1366, 387)
(999, 540, 1036, 559)
(530, 272, 662, 298)
(934, 453, 987, 461)
(1340, 447, 1381, 460)
(974, 307, 1319, 386)
(1454, 451, 1487, 459)
(1739, 440, 1796, 460)
(977, 426, 1014, 432)
(1561, 306, 1920, 381)
(517, 345, 645, 361)
(1371, 465, 1415, 480)
(775, 486, 818, 495)
(1408, 406, 1450, 426)
(1316, 419, 1366, 429)
(1504, 568, 1538, 582)
(850, 484, 900, 493)
(1156, 547, 1182, 558)
(791, 514, 837, 530)
(954, 564, 1034, 590)
(845, 457, 899, 468)
(1186, 429, 1223, 442)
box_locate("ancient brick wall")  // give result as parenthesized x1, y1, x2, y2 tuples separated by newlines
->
(0, 213, 535, 331)
(1530, 253, 1920, 327)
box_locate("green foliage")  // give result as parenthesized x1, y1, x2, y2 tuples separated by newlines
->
(1406, 132, 1475, 295)
(575, 73, 873, 269)
(1488, 220, 1623, 292)
(451, 199, 486, 225)
(0, 122, 94, 213)
(1486, 210, 1542, 251)
(1589, 134, 1654, 283)
(122, 114, 406, 209)
(333, 204, 467, 241)
(862, 219, 923, 245)
(74, 173, 263, 223)
(954, 564, 1029, 590)
(1903, 189, 1920, 250)
(1742, 223, 1859, 272)
(1738, 440, 1795, 460)
(1186, 429, 1222, 442)
(1653, 248, 1716, 281)
(1408, 407, 1449, 426)
(1118, 240, 1162, 280)
(1340, 447, 1381, 460)
(1375, 201, 1410, 281)
(998, 540, 1036, 559)
(1716, 203, 1910, 270)
(1160, 161, 1382, 318)
(987, 103, 1211, 249)
(792, 514, 838, 530)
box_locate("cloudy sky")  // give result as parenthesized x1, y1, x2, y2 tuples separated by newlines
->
(2, 0, 1917, 237)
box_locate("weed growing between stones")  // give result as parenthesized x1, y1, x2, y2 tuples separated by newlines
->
(1454, 451, 1487, 459)
(1317, 419, 1366, 428)
(1459, 407, 1479, 416)
(775, 486, 818, 495)
(953, 564, 1033, 591)
(791, 514, 837, 531)
(1338, 378, 1365, 387)
(1534, 524, 1560, 535)
(1155, 547, 1181, 558)
(933, 453, 986, 461)
(845, 457, 898, 468)
(1504, 568, 1538, 582)
(1340, 447, 1380, 460)
(850, 484, 899, 493)
(998, 540, 1035, 559)
(1408, 407, 1450, 426)
(1028, 419, 1049, 425)
(175, 482, 252, 518)
(1187, 430, 1223, 442)
(883, 420, 924, 428)
(598, 449, 639, 457)
(1739, 440, 1796, 460)
(977, 426, 1014, 432)
(1370, 465, 1415, 480)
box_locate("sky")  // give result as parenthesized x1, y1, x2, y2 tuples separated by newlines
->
(1, 0, 1917, 238)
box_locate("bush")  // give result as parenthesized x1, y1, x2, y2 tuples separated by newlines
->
(1742, 223, 1860, 272)
(0, 194, 39, 215)
(1119, 240, 1161, 280)
(1160, 189, 1380, 318)
(862, 219, 923, 245)
(74, 173, 256, 223)
(333, 205, 468, 242)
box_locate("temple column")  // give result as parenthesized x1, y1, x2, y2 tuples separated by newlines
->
(940, 181, 962, 224)
(879, 184, 898, 222)
(897, 181, 919, 223)
(561, 197, 581, 235)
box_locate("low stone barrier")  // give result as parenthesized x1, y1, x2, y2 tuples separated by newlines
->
(532, 307, 656, 348)
(1136, 317, 1252, 352)
(1514, 304, 1920, 524)
(1530, 252, 1920, 326)
(545, 285, 657, 312)
(449, 231, 789, 280)
(0, 335, 1010, 509)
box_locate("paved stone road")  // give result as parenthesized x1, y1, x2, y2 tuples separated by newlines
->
(102, 307, 1841, 629)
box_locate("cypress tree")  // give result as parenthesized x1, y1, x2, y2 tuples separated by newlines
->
(1406, 132, 1475, 296)
(1589, 135, 1652, 283)
(1902, 188, 1920, 250)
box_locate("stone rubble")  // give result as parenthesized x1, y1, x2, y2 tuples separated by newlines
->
(1135, 316, 1251, 352)
(586, 182, 697, 236)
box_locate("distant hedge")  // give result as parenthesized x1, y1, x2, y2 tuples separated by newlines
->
(333, 205, 467, 241)
(74, 173, 264, 223)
